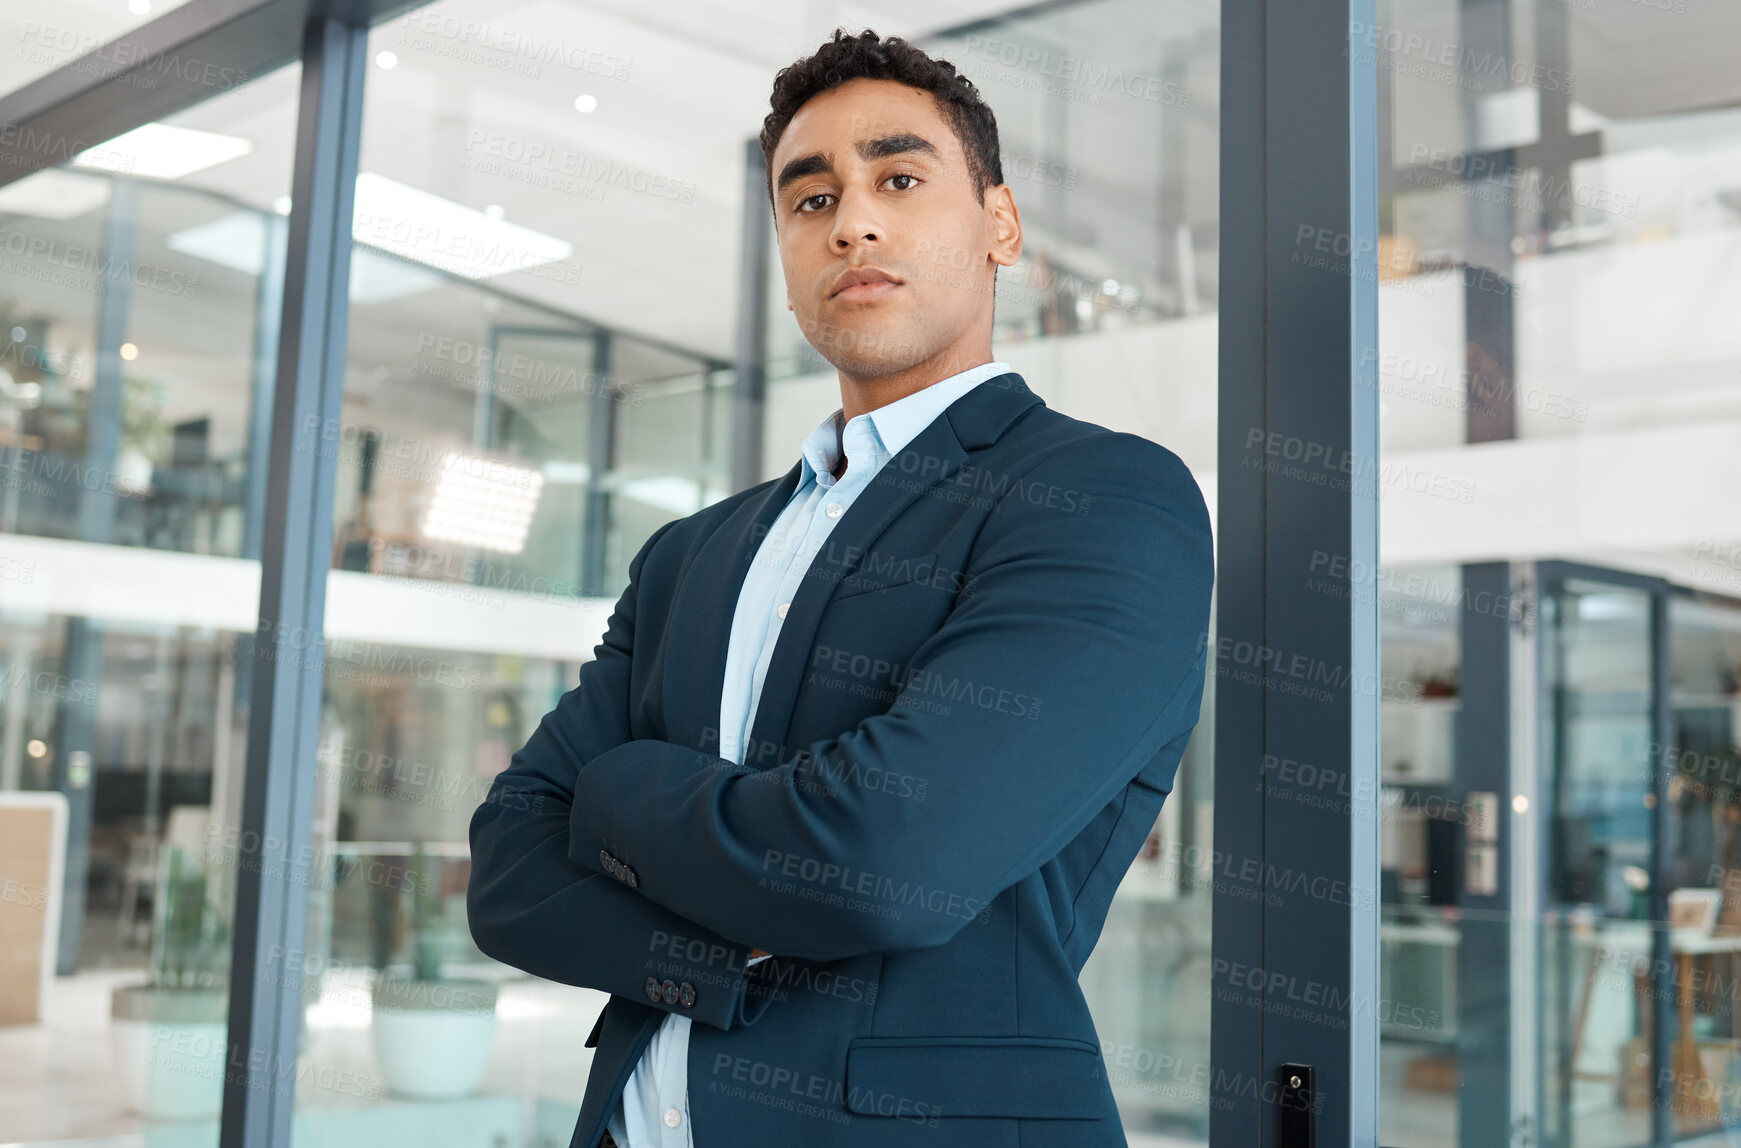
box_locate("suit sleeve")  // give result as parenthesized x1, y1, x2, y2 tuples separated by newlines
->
(466, 518, 776, 1030)
(567, 434, 1215, 963)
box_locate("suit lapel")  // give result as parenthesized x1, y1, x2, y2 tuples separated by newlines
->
(744, 371, 1044, 760)
(661, 460, 801, 756)
(661, 371, 1043, 765)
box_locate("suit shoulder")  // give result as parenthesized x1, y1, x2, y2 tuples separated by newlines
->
(639, 473, 785, 557)
(1005, 407, 1200, 497)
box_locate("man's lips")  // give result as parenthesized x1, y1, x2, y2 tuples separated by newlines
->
(832, 279, 901, 300)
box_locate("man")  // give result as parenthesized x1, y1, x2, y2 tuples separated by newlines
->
(467, 27, 1214, 1148)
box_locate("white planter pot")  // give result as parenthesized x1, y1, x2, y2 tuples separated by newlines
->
(370, 978, 499, 1099)
(109, 985, 228, 1120)
(115, 443, 154, 495)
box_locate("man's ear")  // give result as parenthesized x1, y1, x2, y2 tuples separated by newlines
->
(787, 297, 794, 311)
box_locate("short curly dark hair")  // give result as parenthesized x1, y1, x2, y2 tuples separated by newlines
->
(759, 28, 1003, 219)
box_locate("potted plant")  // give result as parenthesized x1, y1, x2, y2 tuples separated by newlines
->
(109, 844, 230, 1120)
(369, 843, 499, 1099)
(70, 370, 167, 494)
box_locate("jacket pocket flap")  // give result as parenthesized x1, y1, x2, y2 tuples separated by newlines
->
(843, 1035, 1105, 1119)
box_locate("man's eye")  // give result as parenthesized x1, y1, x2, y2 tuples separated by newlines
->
(888, 173, 918, 190)
(797, 194, 832, 213)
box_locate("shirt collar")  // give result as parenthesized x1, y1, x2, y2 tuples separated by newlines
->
(798, 360, 1013, 488)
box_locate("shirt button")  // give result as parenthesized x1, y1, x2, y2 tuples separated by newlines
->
(825, 503, 844, 519)
(777, 602, 790, 618)
(664, 1108, 683, 1128)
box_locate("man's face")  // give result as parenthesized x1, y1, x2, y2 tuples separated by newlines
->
(769, 77, 1020, 381)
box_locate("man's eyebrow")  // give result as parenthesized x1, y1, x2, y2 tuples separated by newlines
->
(774, 133, 941, 197)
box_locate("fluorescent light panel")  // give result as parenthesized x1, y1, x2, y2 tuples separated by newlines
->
(73, 122, 253, 180)
(352, 172, 572, 281)
(0, 169, 112, 219)
(166, 212, 446, 303)
(422, 453, 545, 553)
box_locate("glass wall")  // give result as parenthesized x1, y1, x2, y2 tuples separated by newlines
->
(0, 60, 299, 1143)
(285, 0, 735, 1140)
(268, 0, 1225, 1145)
(1373, 0, 1741, 1144)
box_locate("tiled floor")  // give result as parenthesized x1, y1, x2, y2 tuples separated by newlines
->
(0, 967, 606, 1147)
(11, 973, 1717, 1148)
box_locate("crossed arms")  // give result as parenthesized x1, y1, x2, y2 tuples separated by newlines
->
(467, 435, 1214, 1028)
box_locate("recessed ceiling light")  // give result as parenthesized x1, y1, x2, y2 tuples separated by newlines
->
(573, 94, 598, 113)
(483, 204, 504, 220)
(376, 50, 398, 70)
(119, 342, 139, 361)
(74, 122, 253, 180)
(272, 194, 291, 215)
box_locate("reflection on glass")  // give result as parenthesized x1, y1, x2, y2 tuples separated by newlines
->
(0, 59, 298, 1146)
(1376, 0, 1741, 1139)
(1541, 579, 1654, 1148)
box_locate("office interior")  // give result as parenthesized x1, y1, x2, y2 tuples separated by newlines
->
(0, 0, 1738, 1146)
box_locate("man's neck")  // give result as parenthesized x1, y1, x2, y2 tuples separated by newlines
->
(837, 349, 994, 424)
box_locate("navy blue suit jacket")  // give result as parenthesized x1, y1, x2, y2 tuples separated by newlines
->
(467, 371, 1214, 1147)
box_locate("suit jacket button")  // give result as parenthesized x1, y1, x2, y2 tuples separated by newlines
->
(661, 979, 678, 1004)
(678, 982, 695, 1008)
(645, 977, 663, 1002)
(599, 849, 611, 870)
(625, 868, 639, 888)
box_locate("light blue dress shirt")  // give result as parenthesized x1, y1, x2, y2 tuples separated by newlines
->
(606, 359, 1013, 1148)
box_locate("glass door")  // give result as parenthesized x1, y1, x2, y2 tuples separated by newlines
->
(1538, 564, 1667, 1148)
